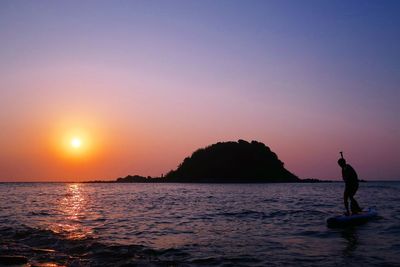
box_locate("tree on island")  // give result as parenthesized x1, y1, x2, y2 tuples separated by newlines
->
(164, 140, 299, 183)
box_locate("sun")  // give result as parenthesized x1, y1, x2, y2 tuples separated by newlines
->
(50, 117, 105, 163)
(71, 138, 82, 149)
(60, 132, 91, 159)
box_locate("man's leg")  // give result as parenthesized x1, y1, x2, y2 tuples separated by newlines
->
(344, 189, 350, 215)
(350, 195, 362, 214)
(349, 185, 362, 214)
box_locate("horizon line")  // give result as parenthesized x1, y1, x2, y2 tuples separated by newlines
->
(1, 179, 399, 183)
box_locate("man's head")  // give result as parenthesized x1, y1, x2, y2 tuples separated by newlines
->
(338, 158, 346, 168)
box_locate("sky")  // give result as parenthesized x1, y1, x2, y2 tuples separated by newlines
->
(0, 0, 399, 181)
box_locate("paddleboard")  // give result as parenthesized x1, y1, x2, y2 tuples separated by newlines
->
(327, 208, 378, 228)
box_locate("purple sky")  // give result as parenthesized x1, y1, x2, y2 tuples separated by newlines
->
(0, 0, 399, 181)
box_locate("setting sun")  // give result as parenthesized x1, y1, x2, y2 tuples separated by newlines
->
(50, 122, 100, 161)
(71, 138, 82, 149)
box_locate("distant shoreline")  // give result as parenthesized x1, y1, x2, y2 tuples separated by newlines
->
(85, 178, 324, 183)
(1, 179, 396, 183)
(1, 179, 399, 183)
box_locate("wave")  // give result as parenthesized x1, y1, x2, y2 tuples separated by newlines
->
(0, 224, 272, 267)
(216, 209, 328, 220)
(0, 225, 191, 267)
(216, 209, 268, 219)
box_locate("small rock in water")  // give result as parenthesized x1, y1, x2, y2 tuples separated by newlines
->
(0, 255, 28, 265)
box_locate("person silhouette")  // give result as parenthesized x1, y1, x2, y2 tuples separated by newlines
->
(338, 152, 362, 216)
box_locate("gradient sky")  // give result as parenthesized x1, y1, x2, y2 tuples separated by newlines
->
(1, 0, 399, 181)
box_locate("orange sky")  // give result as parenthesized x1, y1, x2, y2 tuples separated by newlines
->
(1, 1, 399, 181)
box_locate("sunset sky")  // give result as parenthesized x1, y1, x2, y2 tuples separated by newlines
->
(1, 0, 399, 181)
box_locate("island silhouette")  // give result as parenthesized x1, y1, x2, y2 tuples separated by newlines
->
(110, 140, 301, 183)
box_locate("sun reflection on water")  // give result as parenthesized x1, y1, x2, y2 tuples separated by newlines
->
(51, 183, 93, 240)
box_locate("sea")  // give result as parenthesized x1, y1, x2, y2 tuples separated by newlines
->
(0, 182, 399, 267)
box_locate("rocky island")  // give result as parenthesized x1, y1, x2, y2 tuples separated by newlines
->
(113, 140, 300, 183)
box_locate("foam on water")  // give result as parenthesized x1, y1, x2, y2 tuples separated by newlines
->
(1, 182, 400, 266)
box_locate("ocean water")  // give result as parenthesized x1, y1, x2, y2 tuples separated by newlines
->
(0, 182, 399, 267)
